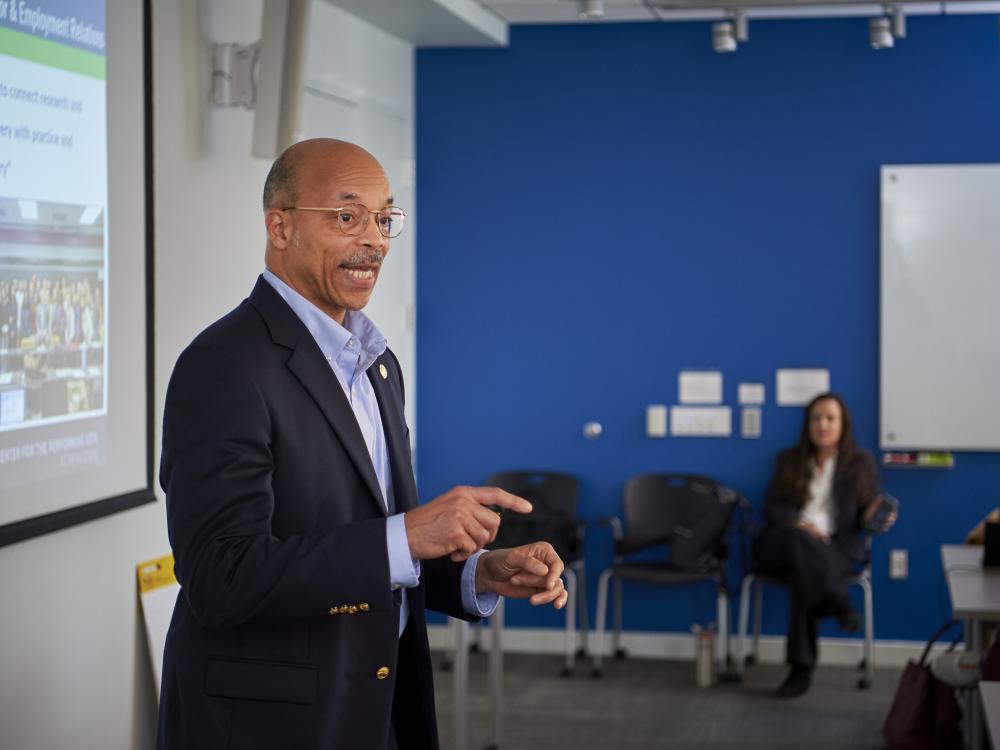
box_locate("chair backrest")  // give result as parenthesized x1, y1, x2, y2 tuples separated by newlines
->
(621, 474, 738, 570)
(486, 471, 581, 562)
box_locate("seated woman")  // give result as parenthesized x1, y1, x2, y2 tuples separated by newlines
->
(754, 392, 896, 698)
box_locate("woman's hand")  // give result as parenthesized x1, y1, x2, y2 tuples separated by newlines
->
(863, 495, 898, 533)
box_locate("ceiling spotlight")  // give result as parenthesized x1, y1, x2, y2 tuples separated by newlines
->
(732, 9, 749, 43)
(869, 17, 894, 49)
(712, 21, 737, 53)
(578, 0, 604, 19)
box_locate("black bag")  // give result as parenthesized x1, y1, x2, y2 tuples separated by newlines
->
(982, 631, 1000, 681)
(882, 621, 964, 750)
(670, 481, 737, 571)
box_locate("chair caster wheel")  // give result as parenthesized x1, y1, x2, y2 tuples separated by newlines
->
(614, 648, 627, 660)
(575, 647, 587, 660)
(591, 667, 603, 678)
(719, 670, 742, 684)
(857, 677, 872, 690)
(560, 666, 574, 678)
(744, 655, 757, 667)
(470, 643, 481, 654)
(857, 658, 867, 670)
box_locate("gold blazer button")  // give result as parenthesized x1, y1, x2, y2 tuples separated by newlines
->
(376, 666, 390, 680)
(328, 607, 338, 615)
(379, 364, 388, 379)
(359, 603, 370, 612)
(347, 605, 358, 614)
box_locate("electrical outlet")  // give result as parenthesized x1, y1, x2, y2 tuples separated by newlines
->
(889, 549, 908, 580)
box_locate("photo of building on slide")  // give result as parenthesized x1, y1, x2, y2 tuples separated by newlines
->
(0, 197, 105, 430)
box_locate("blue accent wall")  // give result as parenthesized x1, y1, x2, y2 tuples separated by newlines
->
(415, 16, 1000, 641)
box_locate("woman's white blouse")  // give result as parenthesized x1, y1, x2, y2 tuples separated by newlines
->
(801, 456, 837, 536)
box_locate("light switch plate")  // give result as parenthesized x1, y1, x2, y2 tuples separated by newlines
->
(741, 407, 762, 438)
(646, 404, 668, 438)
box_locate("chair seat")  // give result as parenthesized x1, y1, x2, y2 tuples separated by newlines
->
(748, 566, 870, 587)
(612, 562, 723, 586)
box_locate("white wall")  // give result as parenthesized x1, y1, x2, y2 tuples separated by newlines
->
(299, 1, 417, 441)
(0, 0, 168, 746)
(0, 1, 416, 748)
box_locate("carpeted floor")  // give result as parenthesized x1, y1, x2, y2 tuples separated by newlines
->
(432, 651, 901, 750)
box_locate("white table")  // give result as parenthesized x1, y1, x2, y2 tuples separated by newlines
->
(941, 545, 1000, 750)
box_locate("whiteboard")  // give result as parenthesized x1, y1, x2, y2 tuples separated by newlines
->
(880, 164, 1000, 451)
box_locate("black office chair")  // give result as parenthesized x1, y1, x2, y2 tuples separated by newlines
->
(734, 497, 897, 690)
(590, 474, 744, 678)
(735, 562, 875, 688)
(485, 470, 589, 675)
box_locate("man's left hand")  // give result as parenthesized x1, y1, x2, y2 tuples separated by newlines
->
(474, 542, 568, 609)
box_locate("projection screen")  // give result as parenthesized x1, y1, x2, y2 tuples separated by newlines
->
(0, 0, 153, 546)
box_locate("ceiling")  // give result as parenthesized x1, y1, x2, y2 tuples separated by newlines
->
(325, 0, 1000, 49)
(481, 0, 667, 22)
(479, 0, 1000, 23)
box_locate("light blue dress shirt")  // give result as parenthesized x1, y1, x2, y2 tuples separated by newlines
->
(263, 270, 497, 633)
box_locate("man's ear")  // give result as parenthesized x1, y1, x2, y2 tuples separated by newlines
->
(265, 208, 292, 249)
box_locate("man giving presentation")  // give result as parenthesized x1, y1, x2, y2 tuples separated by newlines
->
(157, 138, 568, 750)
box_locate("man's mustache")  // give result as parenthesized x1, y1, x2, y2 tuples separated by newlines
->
(341, 250, 384, 267)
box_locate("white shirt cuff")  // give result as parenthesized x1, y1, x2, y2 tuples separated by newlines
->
(386, 513, 420, 588)
(462, 550, 499, 617)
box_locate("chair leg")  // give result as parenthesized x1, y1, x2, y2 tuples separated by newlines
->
(592, 569, 613, 676)
(441, 612, 462, 671)
(453, 618, 469, 750)
(489, 598, 504, 748)
(576, 560, 590, 658)
(856, 575, 874, 690)
(562, 567, 577, 676)
(613, 575, 625, 659)
(736, 574, 755, 676)
(716, 587, 732, 678)
(752, 578, 763, 665)
(470, 619, 483, 653)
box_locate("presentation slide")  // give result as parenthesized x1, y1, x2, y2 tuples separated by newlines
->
(0, 0, 149, 537)
(0, 0, 107, 492)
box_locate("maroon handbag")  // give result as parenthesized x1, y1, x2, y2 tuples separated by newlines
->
(883, 621, 964, 750)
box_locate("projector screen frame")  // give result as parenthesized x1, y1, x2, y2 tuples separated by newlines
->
(0, 0, 156, 549)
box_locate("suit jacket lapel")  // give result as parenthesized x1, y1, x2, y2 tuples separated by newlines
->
(368, 358, 418, 513)
(249, 277, 387, 517)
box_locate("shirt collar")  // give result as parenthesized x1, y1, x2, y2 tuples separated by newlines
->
(810, 453, 838, 479)
(262, 269, 387, 367)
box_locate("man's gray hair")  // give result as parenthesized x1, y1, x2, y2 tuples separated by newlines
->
(262, 150, 298, 210)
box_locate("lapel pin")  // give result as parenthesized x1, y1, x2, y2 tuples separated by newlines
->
(379, 364, 388, 380)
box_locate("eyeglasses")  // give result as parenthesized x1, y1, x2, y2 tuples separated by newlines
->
(283, 204, 406, 239)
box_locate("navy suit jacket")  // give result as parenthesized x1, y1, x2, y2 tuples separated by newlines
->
(157, 277, 469, 750)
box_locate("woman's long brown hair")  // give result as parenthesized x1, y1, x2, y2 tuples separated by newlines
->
(772, 392, 876, 509)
